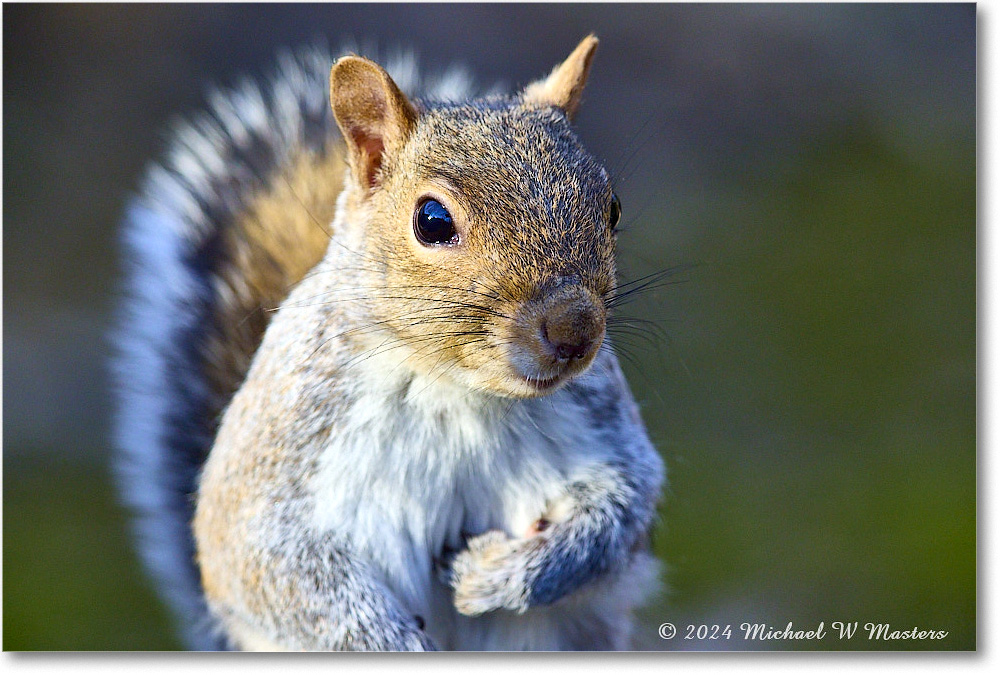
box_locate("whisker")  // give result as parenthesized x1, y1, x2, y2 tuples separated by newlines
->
(607, 263, 698, 309)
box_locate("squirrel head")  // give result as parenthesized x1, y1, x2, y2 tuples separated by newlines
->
(328, 36, 621, 399)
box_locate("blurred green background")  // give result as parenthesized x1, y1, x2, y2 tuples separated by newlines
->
(3, 3, 975, 650)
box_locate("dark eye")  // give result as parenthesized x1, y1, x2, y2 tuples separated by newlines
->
(414, 199, 458, 245)
(609, 193, 622, 231)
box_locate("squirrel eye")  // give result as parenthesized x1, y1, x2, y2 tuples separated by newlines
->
(414, 199, 458, 246)
(609, 193, 622, 231)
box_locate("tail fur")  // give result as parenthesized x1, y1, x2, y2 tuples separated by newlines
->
(111, 46, 476, 649)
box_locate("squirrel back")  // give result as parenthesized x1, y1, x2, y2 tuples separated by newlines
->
(112, 48, 477, 649)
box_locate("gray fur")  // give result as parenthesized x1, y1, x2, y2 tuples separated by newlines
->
(115, 42, 665, 652)
(112, 46, 477, 650)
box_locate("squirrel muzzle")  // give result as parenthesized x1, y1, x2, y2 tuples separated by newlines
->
(508, 276, 607, 394)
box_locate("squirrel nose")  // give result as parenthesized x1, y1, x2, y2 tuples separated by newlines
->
(542, 320, 593, 362)
(539, 290, 604, 363)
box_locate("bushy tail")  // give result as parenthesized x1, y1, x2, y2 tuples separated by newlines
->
(111, 46, 476, 649)
(112, 47, 341, 650)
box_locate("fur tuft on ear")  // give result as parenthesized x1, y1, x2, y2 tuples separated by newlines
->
(522, 35, 599, 120)
(330, 56, 418, 190)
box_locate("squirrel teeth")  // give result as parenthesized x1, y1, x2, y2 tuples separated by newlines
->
(520, 372, 564, 391)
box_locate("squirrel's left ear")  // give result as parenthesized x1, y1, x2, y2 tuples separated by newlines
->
(330, 56, 418, 191)
(522, 35, 599, 120)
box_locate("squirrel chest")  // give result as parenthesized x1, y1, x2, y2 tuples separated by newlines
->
(310, 354, 605, 648)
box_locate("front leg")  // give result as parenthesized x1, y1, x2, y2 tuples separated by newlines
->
(200, 527, 437, 651)
(451, 457, 662, 616)
(195, 446, 436, 650)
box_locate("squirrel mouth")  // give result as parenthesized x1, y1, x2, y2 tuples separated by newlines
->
(519, 372, 564, 392)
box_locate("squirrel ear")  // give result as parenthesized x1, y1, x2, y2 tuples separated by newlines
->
(330, 56, 418, 190)
(522, 35, 599, 120)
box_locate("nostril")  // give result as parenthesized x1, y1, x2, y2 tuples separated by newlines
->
(542, 321, 592, 362)
(555, 342, 575, 360)
(555, 341, 590, 361)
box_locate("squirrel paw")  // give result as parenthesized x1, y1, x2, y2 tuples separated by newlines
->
(450, 530, 538, 617)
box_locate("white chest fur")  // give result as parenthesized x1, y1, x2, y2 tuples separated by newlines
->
(308, 352, 616, 648)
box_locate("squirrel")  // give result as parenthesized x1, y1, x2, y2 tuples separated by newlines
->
(113, 35, 665, 651)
